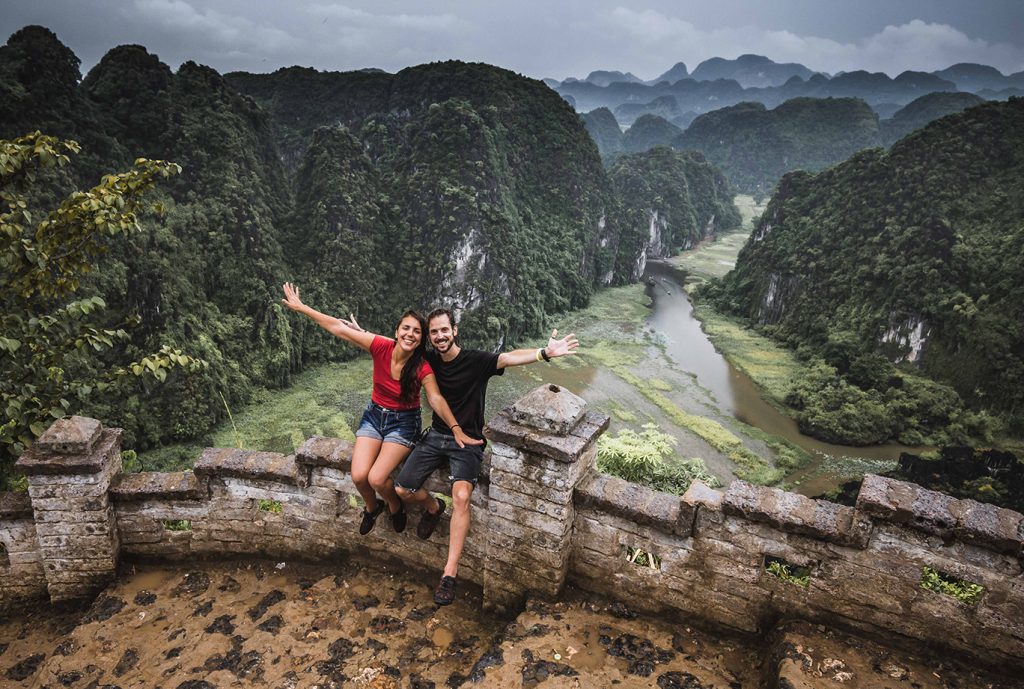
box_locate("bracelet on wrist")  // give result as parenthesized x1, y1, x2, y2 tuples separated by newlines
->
(535, 348, 543, 362)
(540, 347, 551, 362)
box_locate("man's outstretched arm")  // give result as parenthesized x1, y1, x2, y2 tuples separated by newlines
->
(497, 329, 579, 369)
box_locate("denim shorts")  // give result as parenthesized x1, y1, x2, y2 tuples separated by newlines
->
(395, 429, 484, 490)
(355, 401, 422, 448)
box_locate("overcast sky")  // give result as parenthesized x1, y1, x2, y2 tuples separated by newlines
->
(2, 0, 1022, 80)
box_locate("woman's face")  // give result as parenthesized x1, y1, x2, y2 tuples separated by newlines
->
(395, 315, 423, 352)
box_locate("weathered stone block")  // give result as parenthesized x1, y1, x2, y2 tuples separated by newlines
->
(489, 484, 569, 519)
(296, 435, 353, 470)
(0, 491, 32, 519)
(507, 384, 587, 435)
(487, 500, 571, 538)
(111, 471, 204, 501)
(484, 411, 607, 464)
(30, 416, 102, 455)
(194, 448, 300, 485)
(723, 480, 869, 547)
(489, 468, 574, 504)
(684, 479, 724, 532)
(954, 499, 1024, 555)
(18, 427, 122, 476)
(856, 474, 961, 539)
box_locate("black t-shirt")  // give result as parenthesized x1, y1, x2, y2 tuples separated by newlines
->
(425, 348, 504, 438)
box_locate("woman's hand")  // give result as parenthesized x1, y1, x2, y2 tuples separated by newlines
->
(452, 426, 484, 449)
(281, 282, 305, 312)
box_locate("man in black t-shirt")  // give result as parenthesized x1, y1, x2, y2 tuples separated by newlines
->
(395, 308, 578, 605)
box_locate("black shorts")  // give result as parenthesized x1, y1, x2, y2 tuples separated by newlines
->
(395, 429, 483, 491)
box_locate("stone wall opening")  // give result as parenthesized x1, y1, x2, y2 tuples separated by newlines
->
(920, 566, 985, 605)
(625, 545, 661, 571)
(0, 539, 8, 567)
(163, 520, 192, 532)
(763, 555, 812, 587)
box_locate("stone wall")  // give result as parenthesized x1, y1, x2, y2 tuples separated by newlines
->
(569, 472, 1024, 668)
(2, 385, 1022, 670)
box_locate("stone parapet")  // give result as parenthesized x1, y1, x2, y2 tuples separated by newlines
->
(16, 417, 123, 602)
(724, 481, 872, 548)
(3, 400, 1023, 671)
(857, 474, 1024, 555)
(482, 385, 608, 614)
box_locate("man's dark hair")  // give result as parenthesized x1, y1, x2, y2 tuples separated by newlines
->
(426, 308, 457, 329)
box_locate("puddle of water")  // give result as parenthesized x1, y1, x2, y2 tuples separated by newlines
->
(432, 626, 454, 648)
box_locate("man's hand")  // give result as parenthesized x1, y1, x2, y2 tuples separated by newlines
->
(545, 329, 579, 358)
(281, 282, 305, 312)
(453, 427, 485, 449)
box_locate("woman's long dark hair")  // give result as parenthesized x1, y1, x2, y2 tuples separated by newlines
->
(397, 309, 428, 405)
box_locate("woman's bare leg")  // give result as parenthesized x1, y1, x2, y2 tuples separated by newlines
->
(351, 436, 384, 511)
(368, 442, 413, 513)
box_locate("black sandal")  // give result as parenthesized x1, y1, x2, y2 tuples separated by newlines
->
(390, 502, 408, 533)
(359, 499, 386, 535)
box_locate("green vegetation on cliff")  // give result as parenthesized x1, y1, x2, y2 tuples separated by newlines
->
(674, 97, 882, 194)
(707, 97, 1024, 445)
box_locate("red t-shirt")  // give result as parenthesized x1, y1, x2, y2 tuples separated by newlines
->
(370, 335, 433, 410)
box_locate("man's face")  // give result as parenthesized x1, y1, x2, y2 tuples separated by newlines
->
(428, 314, 457, 354)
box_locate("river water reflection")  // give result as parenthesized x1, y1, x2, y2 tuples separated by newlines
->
(641, 260, 926, 495)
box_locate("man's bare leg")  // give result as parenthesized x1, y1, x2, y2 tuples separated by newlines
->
(443, 480, 473, 577)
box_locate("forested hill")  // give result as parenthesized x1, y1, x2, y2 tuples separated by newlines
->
(609, 148, 740, 282)
(0, 26, 740, 463)
(881, 91, 986, 145)
(710, 98, 1024, 439)
(225, 60, 623, 344)
(673, 97, 882, 194)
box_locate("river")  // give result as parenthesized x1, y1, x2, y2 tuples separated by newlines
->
(641, 259, 927, 495)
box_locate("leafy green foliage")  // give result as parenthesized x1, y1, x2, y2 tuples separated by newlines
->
(258, 499, 283, 514)
(920, 566, 984, 605)
(765, 556, 811, 587)
(0, 132, 204, 485)
(710, 98, 1024, 443)
(620, 114, 682, 154)
(597, 423, 720, 494)
(163, 519, 192, 532)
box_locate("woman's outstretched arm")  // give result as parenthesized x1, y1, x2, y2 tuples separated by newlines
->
(281, 282, 376, 352)
(421, 375, 484, 449)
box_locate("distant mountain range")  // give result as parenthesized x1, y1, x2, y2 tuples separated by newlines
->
(582, 91, 992, 194)
(552, 56, 1024, 123)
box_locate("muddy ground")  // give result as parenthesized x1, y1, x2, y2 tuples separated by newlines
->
(1, 560, 1019, 688)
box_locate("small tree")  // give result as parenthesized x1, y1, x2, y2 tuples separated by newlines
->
(1, 132, 204, 484)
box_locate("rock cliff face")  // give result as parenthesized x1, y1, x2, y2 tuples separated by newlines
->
(608, 148, 741, 283)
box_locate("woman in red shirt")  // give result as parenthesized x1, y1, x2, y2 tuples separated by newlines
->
(281, 282, 480, 535)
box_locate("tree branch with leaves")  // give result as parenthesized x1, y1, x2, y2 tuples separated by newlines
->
(1, 132, 206, 484)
